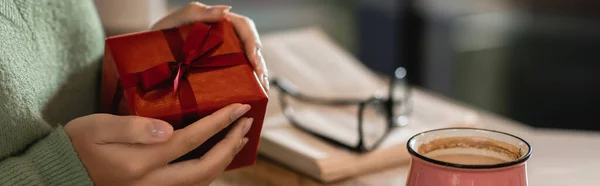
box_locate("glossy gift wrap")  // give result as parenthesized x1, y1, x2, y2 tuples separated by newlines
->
(406, 128, 532, 186)
(99, 20, 268, 170)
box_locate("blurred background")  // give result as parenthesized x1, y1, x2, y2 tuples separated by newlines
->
(95, 0, 600, 131)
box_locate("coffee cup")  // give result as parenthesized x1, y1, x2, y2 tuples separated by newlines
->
(406, 128, 532, 186)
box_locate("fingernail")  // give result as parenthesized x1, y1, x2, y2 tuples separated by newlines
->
(242, 118, 253, 135)
(237, 137, 249, 153)
(262, 75, 270, 91)
(242, 138, 249, 146)
(151, 121, 170, 138)
(231, 104, 251, 120)
(254, 50, 261, 63)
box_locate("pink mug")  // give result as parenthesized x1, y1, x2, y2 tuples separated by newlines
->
(406, 128, 532, 186)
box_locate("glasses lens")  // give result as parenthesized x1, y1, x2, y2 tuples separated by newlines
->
(281, 94, 363, 148)
(361, 101, 389, 150)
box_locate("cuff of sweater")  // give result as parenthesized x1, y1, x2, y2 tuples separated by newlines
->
(0, 126, 94, 186)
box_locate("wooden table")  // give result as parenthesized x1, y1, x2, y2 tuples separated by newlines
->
(213, 88, 600, 186)
(209, 26, 600, 186)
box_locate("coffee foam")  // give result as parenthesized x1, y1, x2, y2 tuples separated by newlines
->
(418, 136, 523, 163)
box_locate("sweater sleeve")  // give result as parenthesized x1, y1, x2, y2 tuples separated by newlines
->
(0, 126, 94, 186)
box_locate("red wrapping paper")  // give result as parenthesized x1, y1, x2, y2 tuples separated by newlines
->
(99, 20, 268, 170)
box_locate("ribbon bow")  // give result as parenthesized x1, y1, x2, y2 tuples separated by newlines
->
(114, 21, 247, 124)
(131, 22, 245, 92)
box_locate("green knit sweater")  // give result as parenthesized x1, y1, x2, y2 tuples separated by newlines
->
(0, 0, 104, 185)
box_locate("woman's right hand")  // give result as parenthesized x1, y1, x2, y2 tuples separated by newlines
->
(64, 103, 253, 186)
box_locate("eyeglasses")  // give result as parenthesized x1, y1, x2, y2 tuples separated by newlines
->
(271, 67, 413, 152)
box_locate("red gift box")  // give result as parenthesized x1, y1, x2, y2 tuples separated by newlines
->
(99, 20, 268, 170)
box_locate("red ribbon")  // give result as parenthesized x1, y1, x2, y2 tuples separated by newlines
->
(115, 22, 247, 124)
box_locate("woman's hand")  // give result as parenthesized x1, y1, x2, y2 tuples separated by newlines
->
(65, 104, 252, 186)
(151, 2, 269, 92)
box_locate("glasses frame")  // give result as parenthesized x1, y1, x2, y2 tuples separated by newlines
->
(271, 68, 412, 152)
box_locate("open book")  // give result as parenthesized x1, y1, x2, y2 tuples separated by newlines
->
(258, 27, 481, 182)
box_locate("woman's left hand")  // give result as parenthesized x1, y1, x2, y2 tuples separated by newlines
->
(151, 2, 269, 92)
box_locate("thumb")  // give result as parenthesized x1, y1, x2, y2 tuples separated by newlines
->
(92, 114, 174, 144)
